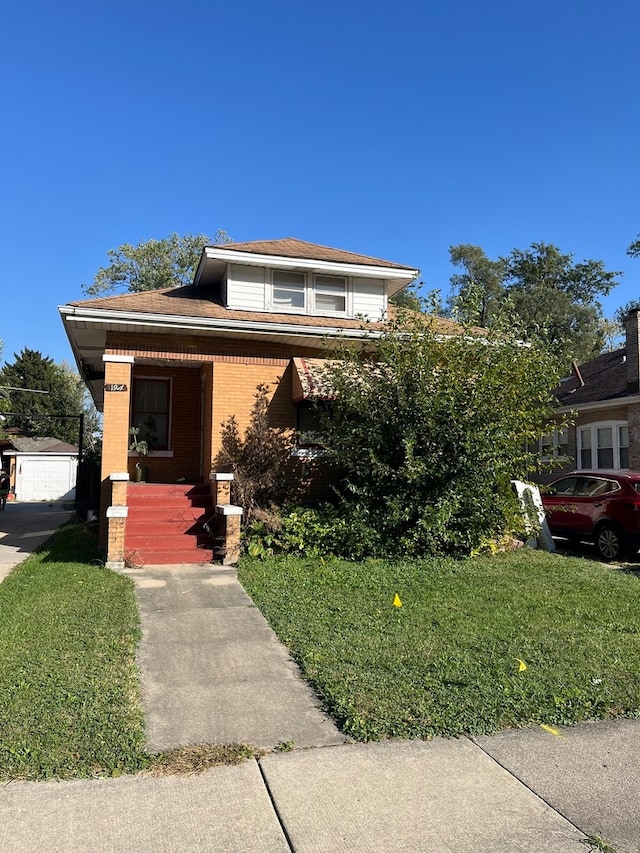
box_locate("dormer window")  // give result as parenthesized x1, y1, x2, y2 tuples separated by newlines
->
(314, 275, 346, 313)
(270, 270, 349, 315)
(273, 271, 305, 309)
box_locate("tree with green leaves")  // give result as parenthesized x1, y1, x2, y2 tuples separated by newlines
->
(215, 384, 293, 521)
(446, 244, 505, 327)
(628, 234, 640, 258)
(447, 242, 621, 364)
(316, 308, 570, 557)
(0, 350, 97, 447)
(82, 230, 232, 296)
(389, 284, 424, 312)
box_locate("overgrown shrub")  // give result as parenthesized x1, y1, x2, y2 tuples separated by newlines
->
(310, 307, 569, 557)
(215, 383, 293, 522)
(245, 504, 384, 561)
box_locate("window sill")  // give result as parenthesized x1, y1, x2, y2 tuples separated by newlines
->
(267, 306, 351, 320)
(291, 448, 329, 459)
(128, 450, 174, 458)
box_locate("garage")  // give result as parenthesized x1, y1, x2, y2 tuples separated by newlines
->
(1, 437, 78, 502)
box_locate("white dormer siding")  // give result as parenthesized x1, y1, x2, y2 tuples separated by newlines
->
(352, 278, 387, 321)
(224, 263, 389, 320)
(226, 264, 267, 311)
(195, 240, 419, 320)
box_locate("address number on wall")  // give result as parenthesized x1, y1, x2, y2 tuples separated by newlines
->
(105, 383, 128, 392)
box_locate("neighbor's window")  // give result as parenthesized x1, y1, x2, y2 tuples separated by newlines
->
(314, 275, 347, 313)
(619, 424, 629, 468)
(132, 379, 169, 450)
(578, 421, 628, 470)
(597, 427, 614, 468)
(539, 429, 569, 460)
(273, 271, 306, 309)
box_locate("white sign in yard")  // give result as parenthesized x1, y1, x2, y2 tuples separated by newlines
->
(511, 480, 556, 552)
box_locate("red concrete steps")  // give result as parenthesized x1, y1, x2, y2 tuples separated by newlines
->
(127, 483, 213, 505)
(124, 546, 214, 566)
(124, 482, 219, 566)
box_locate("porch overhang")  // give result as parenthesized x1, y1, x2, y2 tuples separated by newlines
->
(59, 305, 380, 411)
(291, 357, 338, 402)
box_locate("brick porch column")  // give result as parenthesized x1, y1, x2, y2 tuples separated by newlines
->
(100, 355, 134, 547)
(210, 471, 233, 505)
(210, 472, 243, 564)
(105, 472, 129, 568)
(216, 505, 244, 565)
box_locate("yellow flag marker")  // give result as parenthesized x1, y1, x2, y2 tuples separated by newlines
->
(393, 594, 402, 608)
(516, 658, 527, 672)
(540, 724, 563, 737)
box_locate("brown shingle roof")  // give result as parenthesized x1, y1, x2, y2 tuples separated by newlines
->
(68, 285, 464, 334)
(211, 238, 417, 271)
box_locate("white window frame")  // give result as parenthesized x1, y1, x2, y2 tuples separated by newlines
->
(312, 274, 348, 315)
(268, 270, 352, 317)
(271, 270, 307, 311)
(578, 421, 629, 471)
(539, 429, 569, 462)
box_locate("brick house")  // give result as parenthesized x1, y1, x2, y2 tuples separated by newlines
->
(60, 238, 438, 566)
(541, 309, 640, 476)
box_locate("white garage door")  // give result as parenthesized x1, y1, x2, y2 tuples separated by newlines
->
(15, 455, 78, 502)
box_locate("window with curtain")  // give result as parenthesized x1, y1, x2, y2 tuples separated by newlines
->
(131, 378, 169, 450)
(314, 274, 346, 313)
(273, 271, 306, 309)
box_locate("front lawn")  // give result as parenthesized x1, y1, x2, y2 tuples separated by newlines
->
(0, 522, 148, 779)
(239, 549, 640, 741)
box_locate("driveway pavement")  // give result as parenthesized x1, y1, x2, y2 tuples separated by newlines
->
(0, 501, 73, 582)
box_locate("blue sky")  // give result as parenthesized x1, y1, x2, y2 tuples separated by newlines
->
(1, 0, 638, 366)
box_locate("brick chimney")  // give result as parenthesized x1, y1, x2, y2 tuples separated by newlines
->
(626, 308, 640, 393)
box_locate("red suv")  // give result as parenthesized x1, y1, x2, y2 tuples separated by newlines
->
(541, 471, 640, 561)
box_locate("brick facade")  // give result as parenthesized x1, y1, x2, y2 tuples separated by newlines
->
(628, 403, 640, 470)
(98, 332, 337, 555)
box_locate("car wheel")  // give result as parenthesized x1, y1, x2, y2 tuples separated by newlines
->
(595, 523, 626, 562)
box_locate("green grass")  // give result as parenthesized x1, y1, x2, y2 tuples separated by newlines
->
(0, 521, 148, 779)
(238, 549, 640, 741)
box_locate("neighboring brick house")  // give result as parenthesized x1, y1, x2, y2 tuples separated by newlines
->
(60, 237, 442, 565)
(541, 309, 640, 477)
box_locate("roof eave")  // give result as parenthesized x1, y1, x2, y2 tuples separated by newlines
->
(194, 246, 419, 293)
(556, 394, 640, 414)
(59, 304, 383, 341)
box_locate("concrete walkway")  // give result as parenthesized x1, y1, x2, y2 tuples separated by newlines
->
(1, 523, 639, 851)
(123, 562, 345, 752)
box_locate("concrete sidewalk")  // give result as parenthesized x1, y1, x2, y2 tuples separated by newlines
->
(0, 501, 73, 582)
(5, 724, 640, 852)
